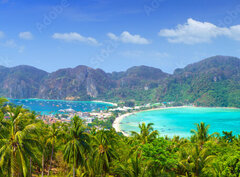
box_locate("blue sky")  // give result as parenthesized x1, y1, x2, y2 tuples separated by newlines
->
(0, 0, 240, 73)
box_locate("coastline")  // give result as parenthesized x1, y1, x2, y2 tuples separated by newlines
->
(93, 100, 117, 106)
(112, 113, 133, 136)
(10, 98, 117, 106)
(112, 106, 240, 136)
(112, 106, 189, 136)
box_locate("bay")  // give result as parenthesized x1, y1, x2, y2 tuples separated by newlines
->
(9, 98, 112, 115)
(120, 107, 240, 138)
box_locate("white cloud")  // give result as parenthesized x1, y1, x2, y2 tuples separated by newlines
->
(0, 31, 4, 38)
(19, 32, 33, 40)
(52, 32, 99, 45)
(1, 40, 24, 53)
(228, 25, 240, 40)
(18, 31, 33, 40)
(107, 31, 150, 44)
(158, 18, 240, 44)
(107, 33, 118, 40)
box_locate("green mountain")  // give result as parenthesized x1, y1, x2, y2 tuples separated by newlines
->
(38, 65, 116, 100)
(155, 56, 240, 107)
(0, 56, 239, 107)
(0, 65, 48, 98)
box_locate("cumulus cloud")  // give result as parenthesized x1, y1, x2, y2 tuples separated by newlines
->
(19, 32, 33, 40)
(107, 31, 150, 44)
(158, 18, 240, 44)
(52, 32, 99, 45)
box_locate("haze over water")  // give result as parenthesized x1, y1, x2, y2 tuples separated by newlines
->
(120, 107, 240, 138)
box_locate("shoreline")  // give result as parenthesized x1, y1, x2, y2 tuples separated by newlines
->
(112, 106, 240, 136)
(92, 100, 117, 106)
(10, 98, 117, 106)
(112, 106, 189, 136)
(112, 112, 133, 136)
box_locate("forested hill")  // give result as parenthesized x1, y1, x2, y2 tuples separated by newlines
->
(0, 55, 239, 107)
(155, 56, 240, 107)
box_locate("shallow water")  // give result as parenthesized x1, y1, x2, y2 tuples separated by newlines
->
(120, 107, 240, 138)
(9, 98, 112, 115)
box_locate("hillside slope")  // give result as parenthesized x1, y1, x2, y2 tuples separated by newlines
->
(38, 65, 116, 100)
(155, 56, 240, 107)
(0, 65, 48, 98)
(0, 56, 239, 107)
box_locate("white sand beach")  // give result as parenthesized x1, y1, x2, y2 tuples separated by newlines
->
(112, 112, 133, 136)
(93, 100, 118, 106)
(112, 106, 191, 136)
(112, 105, 240, 137)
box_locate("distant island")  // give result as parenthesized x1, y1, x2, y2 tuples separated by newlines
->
(0, 55, 239, 108)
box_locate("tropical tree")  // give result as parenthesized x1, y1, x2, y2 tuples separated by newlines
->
(222, 131, 235, 143)
(190, 122, 218, 146)
(91, 129, 118, 176)
(114, 152, 149, 177)
(141, 137, 178, 175)
(47, 122, 62, 176)
(0, 105, 39, 177)
(178, 143, 215, 176)
(131, 122, 159, 144)
(0, 97, 8, 109)
(63, 116, 90, 177)
(36, 123, 51, 177)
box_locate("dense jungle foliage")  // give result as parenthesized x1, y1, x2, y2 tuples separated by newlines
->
(0, 97, 240, 177)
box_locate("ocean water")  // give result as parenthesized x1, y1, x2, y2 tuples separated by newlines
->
(120, 107, 240, 138)
(9, 99, 112, 115)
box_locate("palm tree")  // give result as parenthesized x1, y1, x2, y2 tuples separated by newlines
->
(178, 143, 215, 176)
(47, 123, 62, 177)
(0, 110, 9, 136)
(131, 123, 159, 144)
(91, 129, 118, 176)
(222, 131, 235, 143)
(172, 135, 188, 146)
(36, 123, 50, 177)
(190, 122, 218, 146)
(114, 152, 148, 177)
(63, 116, 90, 177)
(0, 105, 39, 177)
(0, 97, 8, 109)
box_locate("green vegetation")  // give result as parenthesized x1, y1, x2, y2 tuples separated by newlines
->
(1, 56, 239, 108)
(101, 56, 240, 108)
(97, 88, 156, 104)
(157, 78, 240, 108)
(1, 97, 240, 176)
(89, 112, 118, 129)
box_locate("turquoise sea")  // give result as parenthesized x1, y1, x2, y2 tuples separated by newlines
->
(120, 107, 240, 138)
(9, 99, 112, 115)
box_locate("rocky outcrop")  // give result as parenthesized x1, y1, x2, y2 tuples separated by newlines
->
(38, 66, 116, 99)
(0, 56, 239, 108)
(0, 65, 48, 98)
